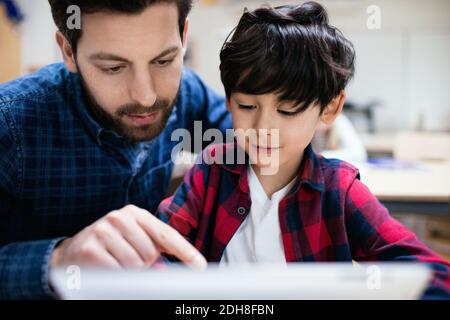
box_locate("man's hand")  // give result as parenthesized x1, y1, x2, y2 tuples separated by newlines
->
(50, 205, 206, 269)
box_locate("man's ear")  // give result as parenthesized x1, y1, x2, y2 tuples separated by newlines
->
(181, 18, 189, 56)
(55, 31, 78, 73)
(320, 91, 346, 125)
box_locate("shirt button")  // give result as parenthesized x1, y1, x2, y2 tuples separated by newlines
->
(237, 207, 246, 215)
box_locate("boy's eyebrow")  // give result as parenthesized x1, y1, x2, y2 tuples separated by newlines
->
(280, 103, 301, 109)
(88, 46, 180, 63)
(277, 100, 306, 111)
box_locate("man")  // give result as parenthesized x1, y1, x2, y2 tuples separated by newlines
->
(0, 0, 231, 299)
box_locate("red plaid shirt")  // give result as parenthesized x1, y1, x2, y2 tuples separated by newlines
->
(157, 143, 450, 299)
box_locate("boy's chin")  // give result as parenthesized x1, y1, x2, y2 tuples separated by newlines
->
(246, 148, 280, 167)
(249, 155, 281, 171)
(251, 163, 281, 176)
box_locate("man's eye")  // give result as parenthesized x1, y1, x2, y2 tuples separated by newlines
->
(102, 66, 124, 74)
(238, 104, 256, 110)
(156, 59, 174, 66)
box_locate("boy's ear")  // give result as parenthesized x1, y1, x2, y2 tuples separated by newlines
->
(55, 31, 78, 73)
(320, 91, 346, 125)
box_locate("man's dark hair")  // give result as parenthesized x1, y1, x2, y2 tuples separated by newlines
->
(48, 0, 193, 52)
(220, 1, 355, 114)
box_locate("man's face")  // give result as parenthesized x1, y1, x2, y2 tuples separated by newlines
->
(72, 4, 185, 142)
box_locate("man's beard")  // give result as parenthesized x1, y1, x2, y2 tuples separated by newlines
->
(78, 71, 179, 143)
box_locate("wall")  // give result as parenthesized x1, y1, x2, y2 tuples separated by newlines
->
(0, 5, 21, 83)
(16, 0, 60, 74)
(6, 0, 450, 131)
(188, 0, 450, 131)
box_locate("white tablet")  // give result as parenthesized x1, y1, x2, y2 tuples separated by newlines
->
(50, 262, 431, 300)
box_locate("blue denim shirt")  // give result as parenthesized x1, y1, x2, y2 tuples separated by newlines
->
(0, 63, 231, 299)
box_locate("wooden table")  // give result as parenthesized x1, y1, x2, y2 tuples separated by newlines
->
(359, 132, 395, 158)
(358, 161, 450, 215)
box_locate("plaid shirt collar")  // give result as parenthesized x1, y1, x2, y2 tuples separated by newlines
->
(216, 142, 325, 195)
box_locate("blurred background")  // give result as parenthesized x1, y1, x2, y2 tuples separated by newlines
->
(1, 0, 449, 260)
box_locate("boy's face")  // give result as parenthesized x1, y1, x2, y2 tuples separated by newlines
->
(227, 92, 342, 173)
(57, 3, 187, 142)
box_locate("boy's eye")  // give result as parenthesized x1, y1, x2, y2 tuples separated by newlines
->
(277, 109, 300, 117)
(238, 104, 256, 110)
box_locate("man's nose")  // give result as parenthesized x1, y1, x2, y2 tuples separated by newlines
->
(129, 71, 157, 107)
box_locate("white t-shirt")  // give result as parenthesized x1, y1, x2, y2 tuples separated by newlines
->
(220, 165, 297, 264)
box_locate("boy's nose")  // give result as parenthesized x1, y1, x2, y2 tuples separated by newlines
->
(254, 110, 277, 131)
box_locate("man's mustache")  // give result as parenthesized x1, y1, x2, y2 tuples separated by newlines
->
(116, 99, 170, 117)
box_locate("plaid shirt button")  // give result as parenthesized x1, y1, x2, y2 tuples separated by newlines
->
(237, 207, 246, 215)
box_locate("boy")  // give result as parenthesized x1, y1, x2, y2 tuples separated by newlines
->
(157, 1, 450, 299)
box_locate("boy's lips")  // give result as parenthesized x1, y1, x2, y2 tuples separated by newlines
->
(250, 144, 280, 153)
(125, 111, 159, 126)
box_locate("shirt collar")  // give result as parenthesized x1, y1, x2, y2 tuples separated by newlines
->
(293, 143, 325, 193)
(217, 142, 325, 193)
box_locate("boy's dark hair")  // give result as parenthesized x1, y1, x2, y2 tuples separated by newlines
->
(220, 1, 355, 114)
(48, 0, 193, 53)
